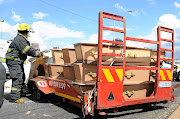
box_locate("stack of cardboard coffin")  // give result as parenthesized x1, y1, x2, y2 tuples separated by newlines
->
(47, 48, 95, 95)
(37, 43, 165, 98)
(48, 48, 76, 80)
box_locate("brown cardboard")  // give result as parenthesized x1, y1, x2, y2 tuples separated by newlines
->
(63, 65, 75, 81)
(74, 43, 164, 65)
(63, 78, 94, 95)
(73, 63, 97, 83)
(51, 49, 64, 64)
(43, 63, 49, 77)
(62, 48, 77, 65)
(124, 70, 150, 82)
(29, 56, 49, 79)
(48, 63, 64, 78)
(124, 70, 156, 83)
(74, 43, 118, 63)
(71, 85, 94, 95)
(123, 81, 154, 99)
(150, 50, 165, 62)
(29, 61, 38, 79)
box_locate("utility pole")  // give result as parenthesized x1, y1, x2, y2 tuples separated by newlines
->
(0, 20, 4, 40)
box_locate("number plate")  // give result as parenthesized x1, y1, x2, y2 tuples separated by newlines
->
(159, 81, 172, 88)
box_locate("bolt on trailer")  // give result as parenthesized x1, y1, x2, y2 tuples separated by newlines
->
(29, 11, 174, 117)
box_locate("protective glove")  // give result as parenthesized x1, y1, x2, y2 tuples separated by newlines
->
(40, 52, 44, 57)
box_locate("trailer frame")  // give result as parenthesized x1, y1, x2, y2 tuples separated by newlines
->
(29, 11, 175, 117)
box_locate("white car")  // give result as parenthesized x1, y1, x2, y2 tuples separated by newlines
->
(0, 59, 6, 108)
(162, 60, 180, 81)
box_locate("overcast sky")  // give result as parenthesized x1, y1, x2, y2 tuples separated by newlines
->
(0, 0, 180, 58)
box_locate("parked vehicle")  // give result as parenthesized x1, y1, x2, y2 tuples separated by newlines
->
(0, 57, 6, 108)
(162, 60, 180, 81)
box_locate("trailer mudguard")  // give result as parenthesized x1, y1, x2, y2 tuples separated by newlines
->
(30, 76, 54, 94)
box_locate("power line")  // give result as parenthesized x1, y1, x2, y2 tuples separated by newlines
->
(39, 0, 98, 23)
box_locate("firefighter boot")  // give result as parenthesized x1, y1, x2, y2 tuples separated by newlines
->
(9, 99, 24, 103)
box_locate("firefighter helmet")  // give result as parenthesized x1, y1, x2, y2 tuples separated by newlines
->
(18, 23, 34, 32)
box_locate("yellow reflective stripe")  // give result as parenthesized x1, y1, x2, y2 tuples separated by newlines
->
(14, 58, 23, 62)
(102, 69, 115, 82)
(1, 58, 5, 62)
(115, 69, 123, 81)
(55, 92, 80, 103)
(178, 66, 180, 69)
(8, 48, 19, 53)
(13, 50, 19, 54)
(11, 87, 20, 92)
(6, 55, 14, 59)
(22, 45, 31, 54)
(1, 58, 26, 63)
(8, 48, 12, 52)
(166, 70, 172, 80)
(160, 70, 166, 81)
(35, 51, 40, 56)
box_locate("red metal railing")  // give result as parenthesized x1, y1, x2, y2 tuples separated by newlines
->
(97, 11, 174, 109)
(97, 11, 126, 82)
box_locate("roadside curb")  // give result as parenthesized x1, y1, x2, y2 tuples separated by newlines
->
(168, 105, 180, 119)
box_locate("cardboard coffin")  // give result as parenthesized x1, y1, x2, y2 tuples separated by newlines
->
(73, 63, 97, 83)
(51, 49, 64, 64)
(123, 81, 154, 99)
(29, 56, 49, 79)
(48, 63, 64, 78)
(74, 43, 165, 65)
(62, 48, 77, 65)
(124, 70, 155, 82)
(72, 85, 94, 95)
(43, 63, 50, 77)
(63, 65, 75, 81)
(73, 63, 155, 83)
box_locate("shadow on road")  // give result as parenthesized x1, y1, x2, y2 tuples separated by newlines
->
(5, 92, 166, 119)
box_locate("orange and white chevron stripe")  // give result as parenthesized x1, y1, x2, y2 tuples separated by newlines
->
(160, 69, 172, 81)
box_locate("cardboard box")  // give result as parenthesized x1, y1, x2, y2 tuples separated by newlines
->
(62, 48, 77, 65)
(63, 65, 75, 81)
(124, 70, 156, 82)
(49, 63, 64, 78)
(72, 85, 94, 95)
(74, 43, 164, 65)
(150, 50, 165, 62)
(73, 63, 97, 83)
(43, 63, 49, 77)
(123, 81, 154, 99)
(29, 56, 49, 79)
(124, 70, 149, 82)
(51, 49, 64, 64)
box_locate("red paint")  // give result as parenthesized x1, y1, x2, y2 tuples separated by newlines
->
(97, 12, 174, 110)
(30, 76, 54, 94)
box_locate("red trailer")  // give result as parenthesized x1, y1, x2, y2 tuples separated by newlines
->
(29, 11, 174, 117)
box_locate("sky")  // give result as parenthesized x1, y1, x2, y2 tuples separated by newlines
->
(0, 0, 180, 58)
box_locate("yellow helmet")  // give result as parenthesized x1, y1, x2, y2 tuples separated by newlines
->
(18, 23, 34, 32)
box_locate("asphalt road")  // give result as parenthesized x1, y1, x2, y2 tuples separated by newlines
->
(1, 81, 180, 119)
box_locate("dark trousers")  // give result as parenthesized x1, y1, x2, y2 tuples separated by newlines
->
(6, 60, 25, 100)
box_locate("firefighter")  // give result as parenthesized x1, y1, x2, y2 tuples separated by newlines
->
(6, 23, 43, 103)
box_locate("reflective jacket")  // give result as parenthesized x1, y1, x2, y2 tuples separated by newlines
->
(6, 33, 41, 63)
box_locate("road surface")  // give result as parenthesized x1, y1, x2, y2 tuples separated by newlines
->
(0, 81, 180, 119)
